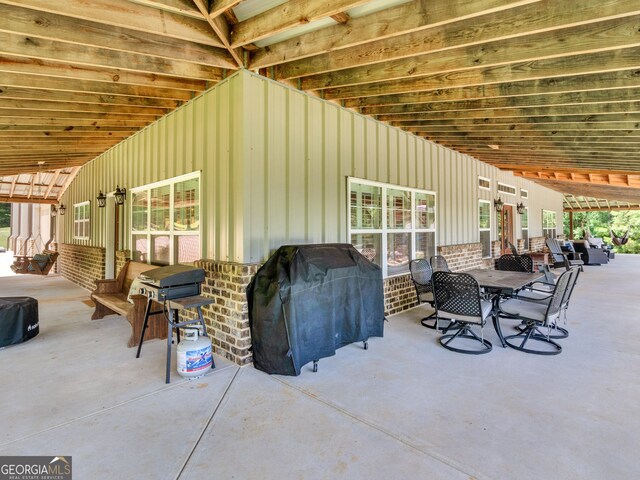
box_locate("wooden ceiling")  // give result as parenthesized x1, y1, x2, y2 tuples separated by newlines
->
(1, 0, 639, 206)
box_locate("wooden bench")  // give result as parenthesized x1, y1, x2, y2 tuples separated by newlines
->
(91, 260, 167, 348)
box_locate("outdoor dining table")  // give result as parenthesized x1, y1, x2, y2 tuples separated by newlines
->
(464, 268, 545, 347)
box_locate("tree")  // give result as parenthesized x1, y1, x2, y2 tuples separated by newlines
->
(564, 209, 640, 253)
(0, 203, 10, 228)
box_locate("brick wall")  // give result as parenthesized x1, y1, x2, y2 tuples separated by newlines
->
(384, 274, 416, 316)
(529, 236, 546, 253)
(58, 244, 106, 291)
(194, 260, 260, 366)
(116, 250, 129, 275)
(438, 242, 486, 271)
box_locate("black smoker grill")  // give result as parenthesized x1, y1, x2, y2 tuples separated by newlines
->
(247, 243, 385, 375)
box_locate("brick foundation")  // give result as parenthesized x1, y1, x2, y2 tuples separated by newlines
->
(529, 236, 546, 253)
(194, 260, 260, 366)
(384, 274, 416, 316)
(58, 244, 106, 291)
(438, 243, 487, 271)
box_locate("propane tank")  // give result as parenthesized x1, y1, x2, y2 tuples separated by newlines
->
(176, 327, 212, 378)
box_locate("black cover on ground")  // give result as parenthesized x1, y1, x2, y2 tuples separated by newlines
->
(0, 297, 39, 348)
(247, 244, 385, 375)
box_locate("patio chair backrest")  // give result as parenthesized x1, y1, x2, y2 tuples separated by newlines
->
(430, 255, 450, 272)
(560, 266, 581, 310)
(497, 254, 533, 273)
(543, 269, 574, 326)
(409, 259, 433, 299)
(432, 271, 484, 324)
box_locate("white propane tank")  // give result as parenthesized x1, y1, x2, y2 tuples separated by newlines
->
(176, 327, 212, 378)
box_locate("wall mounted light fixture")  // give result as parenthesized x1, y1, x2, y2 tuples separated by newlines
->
(516, 202, 526, 215)
(97, 190, 107, 208)
(114, 186, 126, 205)
(58, 204, 66, 216)
(494, 197, 504, 212)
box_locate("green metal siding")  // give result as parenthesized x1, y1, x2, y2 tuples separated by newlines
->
(61, 69, 564, 265)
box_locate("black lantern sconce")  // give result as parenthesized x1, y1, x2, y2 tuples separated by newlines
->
(96, 190, 107, 208)
(494, 197, 504, 212)
(516, 202, 526, 215)
(114, 186, 126, 206)
(58, 204, 66, 216)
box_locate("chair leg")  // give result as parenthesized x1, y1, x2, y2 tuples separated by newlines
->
(504, 322, 562, 355)
(439, 324, 492, 355)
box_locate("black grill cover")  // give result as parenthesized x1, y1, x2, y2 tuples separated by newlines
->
(0, 297, 39, 348)
(247, 244, 385, 375)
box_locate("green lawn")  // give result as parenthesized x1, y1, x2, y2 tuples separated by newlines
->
(0, 226, 10, 250)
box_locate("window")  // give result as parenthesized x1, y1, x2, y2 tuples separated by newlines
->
(479, 200, 491, 258)
(131, 173, 200, 265)
(520, 189, 528, 199)
(542, 210, 557, 239)
(498, 183, 516, 195)
(73, 201, 90, 240)
(349, 178, 436, 277)
(521, 207, 529, 250)
(478, 177, 491, 190)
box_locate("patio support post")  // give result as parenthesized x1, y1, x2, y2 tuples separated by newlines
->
(569, 211, 574, 240)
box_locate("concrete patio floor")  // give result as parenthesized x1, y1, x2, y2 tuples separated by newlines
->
(0, 252, 639, 479)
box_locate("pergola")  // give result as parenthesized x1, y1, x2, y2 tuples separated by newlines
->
(0, 0, 639, 209)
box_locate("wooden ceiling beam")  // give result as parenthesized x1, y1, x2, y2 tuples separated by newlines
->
(192, 0, 243, 67)
(0, 71, 198, 101)
(0, 32, 233, 79)
(0, 99, 171, 116)
(0, 4, 228, 61)
(230, 0, 371, 48)
(0, 125, 140, 132)
(390, 114, 640, 127)
(0, 86, 182, 109)
(564, 205, 640, 212)
(301, 15, 640, 90)
(360, 87, 640, 115)
(127, 0, 203, 19)
(322, 45, 640, 100)
(0, 195, 57, 205)
(209, 1, 244, 20)
(375, 101, 640, 121)
(0, 131, 130, 139)
(277, 0, 640, 80)
(344, 70, 640, 109)
(250, 0, 539, 68)
(0, 55, 208, 92)
(0, 117, 151, 127)
(0, 0, 220, 46)
(0, 108, 160, 121)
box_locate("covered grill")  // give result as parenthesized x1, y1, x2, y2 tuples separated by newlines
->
(247, 244, 385, 375)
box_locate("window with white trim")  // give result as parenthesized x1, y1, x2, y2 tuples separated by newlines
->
(498, 182, 516, 195)
(542, 210, 557, 239)
(478, 176, 491, 190)
(131, 172, 200, 265)
(520, 189, 528, 199)
(521, 207, 529, 250)
(349, 178, 436, 277)
(479, 200, 491, 258)
(73, 201, 90, 240)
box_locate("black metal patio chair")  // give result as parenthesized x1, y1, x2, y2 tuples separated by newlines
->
(497, 254, 533, 273)
(516, 267, 581, 340)
(430, 255, 450, 273)
(497, 268, 575, 355)
(432, 271, 493, 354)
